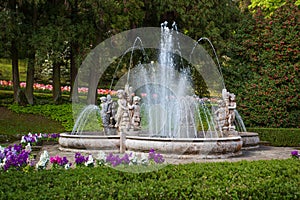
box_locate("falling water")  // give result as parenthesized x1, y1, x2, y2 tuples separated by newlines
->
(71, 105, 101, 135)
(126, 22, 218, 138)
(234, 110, 247, 132)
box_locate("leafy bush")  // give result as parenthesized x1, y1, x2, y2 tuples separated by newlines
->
(224, 0, 299, 128)
(248, 128, 300, 147)
(0, 159, 299, 199)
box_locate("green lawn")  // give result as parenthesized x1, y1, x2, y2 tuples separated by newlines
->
(0, 58, 27, 81)
(0, 106, 65, 143)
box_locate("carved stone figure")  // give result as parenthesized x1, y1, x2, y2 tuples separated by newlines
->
(100, 96, 109, 130)
(131, 96, 141, 130)
(228, 93, 236, 130)
(106, 94, 116, 127)
(115, 90, 130, 131)
(214, 100, 227, 131)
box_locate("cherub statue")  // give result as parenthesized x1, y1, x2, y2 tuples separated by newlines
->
(114, 90, 129, 129)
(131, 96, 141, 130)
(99, 96, 109, 129)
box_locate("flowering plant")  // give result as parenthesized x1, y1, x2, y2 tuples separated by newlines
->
(36, 150, 49, 170)
(50, 155, 72, 169)
(74, 152, 90, 167)
(96, 149, 165, 168)
(0, 144, 30, 171)
(85, 155, 94, 167)
(21, 133, 60, 147)
(41, 133, 60, 142)
(21, 133, 41, 146)
(291, 150, 299, 159)
(148, 148, 165, 164)
(0, 80, 117, 96)
(105, 153, 131, 167)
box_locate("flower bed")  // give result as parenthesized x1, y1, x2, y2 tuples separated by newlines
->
(0, 80, 117, 96)
(1, 136, 165, 172)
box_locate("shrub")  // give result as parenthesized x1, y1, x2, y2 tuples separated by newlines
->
(248, 127, 300, 147)
(0, 159, 299, 199)
(224, 0, 299, 128)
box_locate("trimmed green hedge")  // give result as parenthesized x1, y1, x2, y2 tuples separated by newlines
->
(0, 159, 299, 199)
(248, 128, 300, 147)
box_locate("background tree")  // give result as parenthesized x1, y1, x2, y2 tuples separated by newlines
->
(224, 0, 299, 128)
(0, 0, 28, 105)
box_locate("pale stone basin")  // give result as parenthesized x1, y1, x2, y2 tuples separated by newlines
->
(125, 135, 243, 159)
(59, 133, 120, 153)
(59, 132, 243, 158)
(239, 132, 260, 149)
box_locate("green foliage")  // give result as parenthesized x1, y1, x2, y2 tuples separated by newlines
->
(248, 128, 300, 147)
(0, 159, 299, 199)
(224, 0, 299, 128)
(249, 0, 300, 17)
(8, 103, 74, 131)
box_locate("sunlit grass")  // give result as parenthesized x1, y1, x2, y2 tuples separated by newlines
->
(0, 58, 28, 81)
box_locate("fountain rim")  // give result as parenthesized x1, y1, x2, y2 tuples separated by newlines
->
(60, 132, 241, 142)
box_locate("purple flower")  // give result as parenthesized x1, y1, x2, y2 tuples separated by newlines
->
(121, 153, 130, 165)
(50, 155, 71, 167)
(291, 150, 299, 158)
(51, 133, 60, 139)
(75, 152, 88, 165)
(148, 149, 165, 164)
(105, 153, 125, 167)
(2, 147, 30, 171)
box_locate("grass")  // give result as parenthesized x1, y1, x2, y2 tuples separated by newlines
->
(0, 106, 65, 143)
(0, 58, 27, 81)
(0, 90, 66, 144)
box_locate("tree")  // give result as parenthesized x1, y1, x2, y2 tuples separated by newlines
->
(224, 0, 299, 127)
(6, 0, 28, 105)
(21, 1, 39, 105)
(249, 0, 300, 17)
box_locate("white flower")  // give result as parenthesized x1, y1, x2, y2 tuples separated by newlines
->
(129, 152, 138, 165)
(64, 163, 71, 170)
(25, 143, 31, 152)
(97, 151, 106, 161)
(21, 136, 26, 143)
(140, 153, 149, 166)
(0, 157, 6, 170)
(85, 154, 94, 167)
(96, 151, 106, 165)
(36, 150, 49, 170)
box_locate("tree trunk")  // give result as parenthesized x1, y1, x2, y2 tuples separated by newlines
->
(11, 40, 21, 104)
(70, 42, 79, 102)
(87, 67, 98, 105)
(25, 2, 38, 105)
(10, 0, 27, 105)
(25, 53, 35, 105)
(53, 62, 62, 104)
(69, 0, 79, 102)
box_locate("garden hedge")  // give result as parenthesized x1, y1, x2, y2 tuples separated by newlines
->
(248, 128, 300, 147)
(0, 159, 299, 199)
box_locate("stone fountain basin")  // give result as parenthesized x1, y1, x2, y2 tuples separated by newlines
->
(239, 132, 260, 149)
(59, 132, 243, 158)
(59, 133, 120, 153)
(126, 136, 243, 159)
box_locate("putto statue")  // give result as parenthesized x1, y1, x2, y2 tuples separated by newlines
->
(214, 89, 238, 136)
(100, 84, 141, 134)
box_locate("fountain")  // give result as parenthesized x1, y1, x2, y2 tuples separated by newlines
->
(59, 23, 259, 158)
